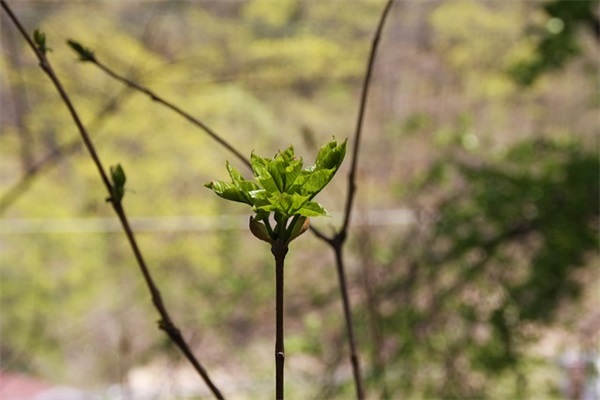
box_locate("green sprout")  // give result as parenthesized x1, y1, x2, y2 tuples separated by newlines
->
(33, 29, 51, 55)
(107, 163, 126, 203)
(205, 137, 346, 245)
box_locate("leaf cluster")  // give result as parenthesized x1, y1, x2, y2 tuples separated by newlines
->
(206, 138, 346, 244)
(413, 138, 598, 373)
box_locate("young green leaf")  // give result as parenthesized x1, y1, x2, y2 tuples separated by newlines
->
(33, 30, 51, 55)
(251, 152, 280, 193)
(297, 200, 328, 217)
(226, 162, 261, 203)
(205, 180, 251, 205)
(109, 164, 126, 203)
(315, 138, 347, 171)
(272, 147, 303, 192)
(291, 169, 335, 198)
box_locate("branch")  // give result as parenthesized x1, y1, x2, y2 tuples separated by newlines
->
(0, 2, 224, 398)
(311, 1, 395, 398)
(341, 0, 394, 236)
(66, 40, 251, 170)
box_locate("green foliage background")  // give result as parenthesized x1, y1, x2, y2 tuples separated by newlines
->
(1, 1, 598, 398)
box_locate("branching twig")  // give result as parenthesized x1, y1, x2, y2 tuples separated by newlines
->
(0, 2, 224, 398)
(45, 1, 395, 397)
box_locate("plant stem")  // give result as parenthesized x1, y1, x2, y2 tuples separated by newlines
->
(112, 203, 224, 399)
(271, 240, 288, 400)
(332, 238, 363, 399)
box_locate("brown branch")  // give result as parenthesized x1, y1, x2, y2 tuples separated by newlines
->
(341, 0, 394, 236)
(81, 54, 250, 170)
(310, 1, 395, 398)
(0, 2, 224, 398)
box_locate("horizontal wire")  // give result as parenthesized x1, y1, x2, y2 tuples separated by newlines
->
(1, 208, 417, 235)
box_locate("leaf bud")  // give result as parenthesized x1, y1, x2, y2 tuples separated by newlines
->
(249, 216, 273, 244)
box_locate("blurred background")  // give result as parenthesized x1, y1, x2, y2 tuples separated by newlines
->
(1, 0, 598, 399)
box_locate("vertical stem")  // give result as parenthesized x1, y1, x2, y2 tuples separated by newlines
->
(272, 240, 288, 400)
(333, 240, 364, 399)
(310, 1, 394, 397)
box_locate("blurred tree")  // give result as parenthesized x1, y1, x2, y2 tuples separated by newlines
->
(510, 0, 600, 86)
(378, 138, 598, 398)
(350, 1, 599, 397)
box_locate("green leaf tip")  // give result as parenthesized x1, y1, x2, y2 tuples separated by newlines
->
(33, 29, 52, 55)
(67, 40, 95, 62)
(108, 164, 126, 203)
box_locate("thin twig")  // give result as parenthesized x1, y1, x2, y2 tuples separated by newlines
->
(342, 0, 395, 236)
(0, 2, 224, 398)
(315, 1, 395, 398)
(307, 3, 396, 393)
(85, 56, 250, 169)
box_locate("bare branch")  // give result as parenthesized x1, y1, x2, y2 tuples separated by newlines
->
(342, 0, 395, 236)
(68, 44, 251, 170)
(0, 2, 225, 398)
